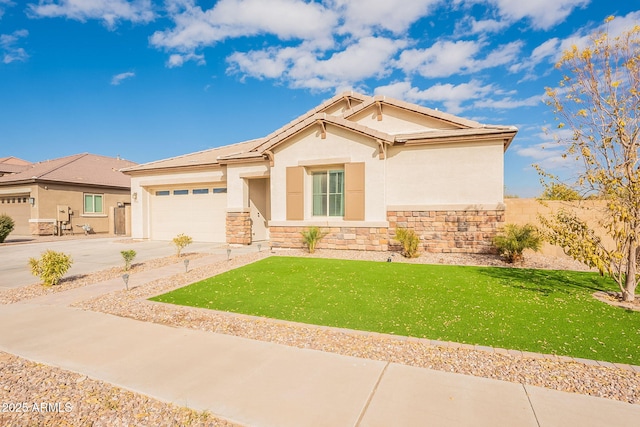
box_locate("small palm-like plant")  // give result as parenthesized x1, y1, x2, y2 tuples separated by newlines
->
(493, 223, 542, 263)
(300, 226, 327, 254)
(395, 227, 420, 258)
(28, 250, 73, 286)
(121, 249, 137, 271)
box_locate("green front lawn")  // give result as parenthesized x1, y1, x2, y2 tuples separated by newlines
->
(151, 257, 640, 364)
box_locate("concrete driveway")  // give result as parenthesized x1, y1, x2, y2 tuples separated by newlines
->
(0, 236, 228, 289)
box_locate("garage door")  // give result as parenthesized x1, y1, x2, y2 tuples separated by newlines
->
(150, 186, 227, 242)
(0, 195, 31, 235)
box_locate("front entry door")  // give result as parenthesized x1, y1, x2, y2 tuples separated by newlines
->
(248, 178, 269, 241)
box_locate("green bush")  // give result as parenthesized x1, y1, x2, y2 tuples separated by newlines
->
(493, 223, 542, 263)
(395, 227, 420, 258)
(121, 249, 137, 271)
(0, 214, 15, 243)
(300, 226, 327, 254)
(172, 233, 193, 257)
(28, 250, 73, 286)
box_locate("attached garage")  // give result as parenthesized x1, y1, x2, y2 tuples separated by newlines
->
(0, 194, 31, 235)
(149, 185, 227, 242)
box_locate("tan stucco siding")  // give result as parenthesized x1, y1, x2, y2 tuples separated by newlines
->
(270, 125, 387, 224)
(386, 141, 504, 207)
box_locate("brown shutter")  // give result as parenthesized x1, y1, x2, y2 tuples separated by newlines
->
(286, 166, 304, 220)
(344, 162, 365, 221)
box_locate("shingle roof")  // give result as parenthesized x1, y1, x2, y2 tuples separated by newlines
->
(0, 153, 136, 188)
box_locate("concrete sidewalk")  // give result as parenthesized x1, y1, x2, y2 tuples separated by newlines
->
(1, 256, 639, 426)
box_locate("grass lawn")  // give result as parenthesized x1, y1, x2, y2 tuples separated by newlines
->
(151, 257, 640, 365)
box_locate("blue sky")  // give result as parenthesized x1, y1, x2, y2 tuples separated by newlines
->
(1, 1, 638, 197)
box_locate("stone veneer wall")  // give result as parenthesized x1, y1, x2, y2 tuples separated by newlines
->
(226, 211, 252, 245)
(270, 226, 389, 251)
(387, 209, 503, 254)
(28, 219, 56, 236)
(269, 209, 503, 254)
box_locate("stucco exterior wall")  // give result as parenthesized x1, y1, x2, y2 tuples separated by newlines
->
(386, 141, 504, 208)
(349, 105, 459, 134)
(225, 162, 270, 211)
(270, 125, 387, 225)
(28, 183, 130, 235)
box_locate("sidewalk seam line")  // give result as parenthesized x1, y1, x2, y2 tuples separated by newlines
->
(523, 384, 541, 427)
(354, 361, 390, 427)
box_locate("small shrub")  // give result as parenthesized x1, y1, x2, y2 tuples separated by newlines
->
(172, 233, 193, 257)
(121, 249, 137, 271)
(28, 250, 73, 286)
(493, 223, 542, 263)
(395, 227, 420, 258)
(300, 226, 327, 254)
(0, 214, 15, 243)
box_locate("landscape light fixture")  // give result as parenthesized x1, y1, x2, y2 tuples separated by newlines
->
(257, 243, 262, 252)
(184, 259, 189, 272)
(227, 248, 231, 260)
(122, 273, 129, 290)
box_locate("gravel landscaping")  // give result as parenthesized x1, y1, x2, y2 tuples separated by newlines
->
(1, 247, 638, 427)
(0, 351, 239, 427)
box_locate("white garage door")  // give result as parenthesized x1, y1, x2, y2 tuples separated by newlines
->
(0, 195, 31, 235)
(150, 186, 227, 242)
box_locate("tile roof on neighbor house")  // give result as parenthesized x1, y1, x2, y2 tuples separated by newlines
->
(0, 157, 32, 175)
(124, 91, 518, 172)
(0, 153, 137, 188)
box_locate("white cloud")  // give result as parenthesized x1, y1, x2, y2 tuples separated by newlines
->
(512, 11, 640, 79)
(110, 71, 135, 85)
(27, 0, 155, 29)
(484, 0, 589, 30)
(0, 0, 15, 20)
(396, 39, 522, 78)
(150, 0, 336, 53)
(167, 52, 205, 68)
(228, 36, 406, 90)
(375, 80, 496, 114)
(331, 0, 439, 36)
(455, 16, 510, 35)
(473, 93, 542, 110)
(1, 29, 28, 64)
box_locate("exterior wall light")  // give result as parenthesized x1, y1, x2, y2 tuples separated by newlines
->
(28, 197, 35, 206)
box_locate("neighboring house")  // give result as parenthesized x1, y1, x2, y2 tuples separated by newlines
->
(123, 92, 517, 253)
(0, 153, 136, 236)
(0, 157, 31, 176)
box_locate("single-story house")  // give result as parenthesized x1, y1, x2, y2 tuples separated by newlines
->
(0, 157, 31, 176)
(123, 92, 517, 253)
(0, 153, 136, 236)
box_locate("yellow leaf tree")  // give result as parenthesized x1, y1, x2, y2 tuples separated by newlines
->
(540, 18, 640, 302)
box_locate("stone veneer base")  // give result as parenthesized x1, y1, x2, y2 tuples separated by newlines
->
(269, 209, 504, 254)
(226, 211, 252, 245)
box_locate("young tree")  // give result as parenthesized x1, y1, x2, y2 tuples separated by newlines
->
(540, 18, 640, 302)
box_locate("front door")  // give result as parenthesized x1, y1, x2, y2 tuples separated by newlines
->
(248, 178, 270, 241)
